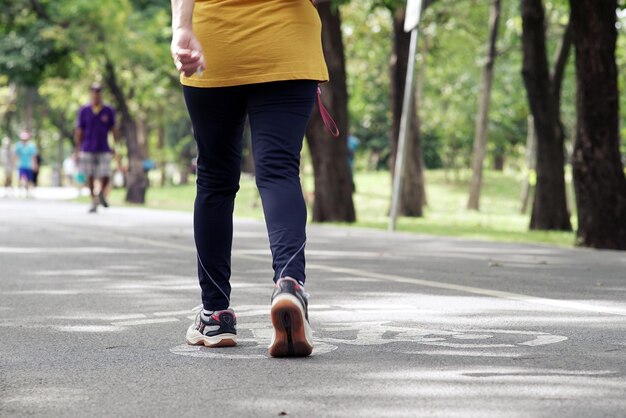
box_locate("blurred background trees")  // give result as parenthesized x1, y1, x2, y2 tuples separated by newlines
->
(1, 0, 625, 249)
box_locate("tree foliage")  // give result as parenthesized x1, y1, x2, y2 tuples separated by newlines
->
(1, 0, 625, 240)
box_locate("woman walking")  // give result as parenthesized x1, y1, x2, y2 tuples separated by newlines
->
(170, 0, 328, 357)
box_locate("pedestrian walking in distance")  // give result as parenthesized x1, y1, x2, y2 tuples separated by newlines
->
(171, 0, 328, 357)
(14, 131, 38, 198)
(75, 83, 119, 213)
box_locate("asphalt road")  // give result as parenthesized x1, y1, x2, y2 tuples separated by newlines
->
(1, 197, 625, 417)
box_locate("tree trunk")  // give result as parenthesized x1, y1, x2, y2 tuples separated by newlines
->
(414, 37, 429, 110)
(23, 86, 37, 132)
(137, 115, 149, 156)
(104, 59, 148, 204)
(3, 83, 17, 137)
(570, 0, 626, 249)
(180, 164, 190, 185)
(520, 116, 537, 214)
(414, 35, 430, 207)
(305, 3, 356, 222)
(389, 7, 426, 217)
(492, 151, 505, 171)
(156, 112, 166, 187)
(467, 0, 501, 211)
(520, 0, 572, 230)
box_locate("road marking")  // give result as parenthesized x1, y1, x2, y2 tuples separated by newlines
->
(178, 307, 568, 352)
(363, 368, 622, 381)
(56, 325, 123, 332)
(418, 342, 515, 348)
(53, 228, 626, 317)
(451, 334, 493, 340)
(107, 314, 147, 321)
(306, 263, 626, 317)
(404, 350, 524, 357)
(170, 340, 337, 360)
(0, 247, 150, 254)
(34, 269, 104, 276)
(169, 323, 567, 360)
(111, 318, 179, 326)
(4, 290, 82, 295)
(318, 324, 566, 348)
(233, 249, 396, 258)
(153, 310, 195, 317)
(519, 335, 568, 346)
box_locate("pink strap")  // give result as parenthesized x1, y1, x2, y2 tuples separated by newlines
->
(317, 86, 340, 138)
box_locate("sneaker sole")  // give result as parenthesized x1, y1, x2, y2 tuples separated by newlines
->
(186, 330, 237, 348)
(269, 294, 313, 358)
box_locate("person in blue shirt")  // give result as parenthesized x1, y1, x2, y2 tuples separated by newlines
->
(14, 131, 38, 196)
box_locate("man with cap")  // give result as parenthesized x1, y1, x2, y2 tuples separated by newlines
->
(14, 130, 38, 197)
(75, 82, 119, 213)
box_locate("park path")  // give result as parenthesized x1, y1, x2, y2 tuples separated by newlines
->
(0, 186, 89, 200)
(1, 198, 625, 417)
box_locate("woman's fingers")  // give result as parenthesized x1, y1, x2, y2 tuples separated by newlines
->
(171, 28, 205, 76)
(174, 48, 205, 76)
(176, 58, 205, 77)
(175, 48, 197, 59)
(180, 64, 202, 77)
(177, 60, 204, 77)
(175, 49, 200, 64)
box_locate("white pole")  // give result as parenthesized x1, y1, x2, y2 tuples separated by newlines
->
(389, 27, 420, 232)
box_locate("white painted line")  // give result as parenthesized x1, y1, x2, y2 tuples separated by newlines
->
(304, 262, 626, 317)
(77, 231, 626, 317)
(107, 284, 197, 291)
(108, 314, 147, 321)
(236, 309, 270, 317)
(4, 290, 82, 295)
(233, 249, 393, 258)
(451, 334, 493, 340)
(333, 277, 381, 283)
(0, 247, 149, 254)
(49, 314, 147, 321)
(152, 310, 193, 317)
(419, 342, 515, 348)
(403, 350, 523, 358)
(233, 232, 268, 238)
(109, 235, 193, 252)
(56, 325, 123, 332)
(451, 329, 547, 335)
(519, 335, 568, 346)
(230, 282, 268, 289)
(111, 318, 179, 326)
(309, 304, 333, 310)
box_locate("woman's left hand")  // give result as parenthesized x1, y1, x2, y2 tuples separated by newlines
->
(171, 27, 206, 77)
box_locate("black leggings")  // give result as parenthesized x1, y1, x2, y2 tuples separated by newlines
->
(183, 80, 317, 311)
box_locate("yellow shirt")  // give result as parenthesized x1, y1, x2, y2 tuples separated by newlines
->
(181, 0, 329, 88)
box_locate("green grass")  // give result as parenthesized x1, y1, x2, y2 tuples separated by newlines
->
(348, 170, 577, 247)
(81, 169, 577, 247)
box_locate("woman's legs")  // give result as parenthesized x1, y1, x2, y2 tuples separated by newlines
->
(183, 85, 247, 311)
(246, 80, 318, 283)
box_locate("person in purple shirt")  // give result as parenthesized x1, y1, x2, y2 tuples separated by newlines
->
(75, 83, 119, 213)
